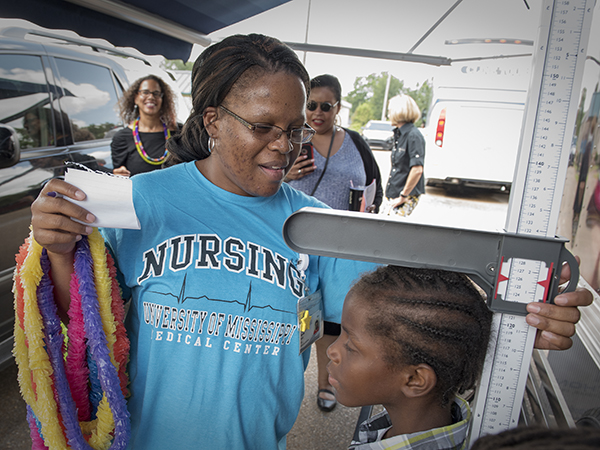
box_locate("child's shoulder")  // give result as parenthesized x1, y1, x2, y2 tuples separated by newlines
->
(348, 410, 392, 449)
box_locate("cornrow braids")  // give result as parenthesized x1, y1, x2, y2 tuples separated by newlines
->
(352, 265, 493, 407)
(166, 33, 310, 165)
(470, 425, 600, 450)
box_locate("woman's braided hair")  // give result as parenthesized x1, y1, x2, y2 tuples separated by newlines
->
(352, 265, 494, 407)
(166, 33, 310, 165)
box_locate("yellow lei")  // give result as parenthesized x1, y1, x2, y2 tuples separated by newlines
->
(13, 230, 123, 450)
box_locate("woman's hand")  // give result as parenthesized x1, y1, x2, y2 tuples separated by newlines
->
(31, 178, 96, 255)
(113, 166, 131, 177)
(527, 258, 593, 350)
(285, 154, 315, 181)
(390, 196, 407, 209)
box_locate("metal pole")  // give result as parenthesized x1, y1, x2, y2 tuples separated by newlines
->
(407, 0, 464, 54)
(302, 0, 312, 65)
(381, 73, 391, 120)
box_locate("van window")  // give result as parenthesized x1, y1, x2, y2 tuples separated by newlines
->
(54, 58, 121, 141)
(0, 54, 56, 149)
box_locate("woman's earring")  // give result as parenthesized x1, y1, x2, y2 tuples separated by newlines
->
(208, 136, 215, 153)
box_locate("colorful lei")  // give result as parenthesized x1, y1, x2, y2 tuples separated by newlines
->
(132, 117, 170, 165)
(13, 229, 130, 450)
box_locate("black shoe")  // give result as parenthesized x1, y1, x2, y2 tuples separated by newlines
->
(317, 388, 337, 412)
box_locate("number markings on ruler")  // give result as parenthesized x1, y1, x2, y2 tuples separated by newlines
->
(482, 314, 529, 432)
(471, 0, 593, 441)
(519, 1, 587, 237)
(496, 258, 554, 304)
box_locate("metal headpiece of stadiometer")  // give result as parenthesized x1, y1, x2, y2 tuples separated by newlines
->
(282, 207, 578, 315)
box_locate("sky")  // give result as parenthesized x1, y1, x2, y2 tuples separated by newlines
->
(196, 0, 544, 96)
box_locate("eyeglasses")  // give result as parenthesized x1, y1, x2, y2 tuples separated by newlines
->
(306, 101, 339, 112)
(138, 90, 163, 99)
(219, 105, 315, 145)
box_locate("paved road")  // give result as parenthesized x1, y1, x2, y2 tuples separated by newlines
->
(372, 149, 510, 231)
(0, 363, 30, 450)
(0, 150, 509, 448)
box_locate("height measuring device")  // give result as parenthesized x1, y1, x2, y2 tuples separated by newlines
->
(281, 0, 595, 442)
(469, 0, 594, 440)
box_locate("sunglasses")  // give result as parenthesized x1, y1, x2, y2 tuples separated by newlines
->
(306, 101, 339, 112)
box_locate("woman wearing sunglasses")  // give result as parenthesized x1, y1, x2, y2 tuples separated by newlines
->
(287, 75, 383, 212)
(286, 74, 384, 412)
(111, 75, 178, 177)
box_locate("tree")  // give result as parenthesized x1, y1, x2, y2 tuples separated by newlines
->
(405, 80, 434, 127)
(161, 59, 193, 71)
(346, 73, 404, 118)
(345, 72, 433, 129)
(349, 103, 375, 131)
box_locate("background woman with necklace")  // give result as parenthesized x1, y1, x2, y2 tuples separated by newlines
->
(111, 75, 178, 177)
(287, 74, 383, 412)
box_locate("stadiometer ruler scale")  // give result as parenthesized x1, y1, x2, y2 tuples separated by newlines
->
(281, 0, 595, 443)
(470, 0, 594, 441)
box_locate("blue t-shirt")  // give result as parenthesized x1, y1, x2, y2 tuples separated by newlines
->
(102, 161, 376, 450)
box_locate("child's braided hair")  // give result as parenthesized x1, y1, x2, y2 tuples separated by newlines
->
(352, 265, 494, 407)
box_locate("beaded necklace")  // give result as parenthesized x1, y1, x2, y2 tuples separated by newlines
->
(14, 230, 130, 450)
(132, 117, 170, 165)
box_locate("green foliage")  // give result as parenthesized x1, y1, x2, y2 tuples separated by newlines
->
(16, 127, 35, 149)
(405, 81, 434, 127)
(349, 103, 375, 131)
(161, 59, 193, 71)
(86, 122, 118, 139)
(345, 72, 433, 128)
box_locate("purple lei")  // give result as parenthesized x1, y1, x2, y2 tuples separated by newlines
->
(37, 249, 93, 449)
(36, 238, 130, 450)
(74, 236, 130, 450)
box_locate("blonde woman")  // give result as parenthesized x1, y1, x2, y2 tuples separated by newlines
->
(383, 94, 425, 216)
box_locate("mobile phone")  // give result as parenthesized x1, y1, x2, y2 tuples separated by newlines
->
(300, 142, 313, 160)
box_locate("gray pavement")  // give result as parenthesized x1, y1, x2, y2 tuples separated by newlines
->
(288, 349, 362, 450)
(0, 349, 364, 450)
(0, 363, 30, 450)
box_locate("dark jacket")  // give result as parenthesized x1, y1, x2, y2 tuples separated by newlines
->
(345, 127, 384, 211)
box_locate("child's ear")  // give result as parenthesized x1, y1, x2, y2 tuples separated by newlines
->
(400, 364, 437, 398)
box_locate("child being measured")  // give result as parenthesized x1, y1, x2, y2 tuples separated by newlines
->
(327, 265, 494, 450)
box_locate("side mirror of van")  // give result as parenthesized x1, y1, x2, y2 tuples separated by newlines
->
(0, 124, 20, 168)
